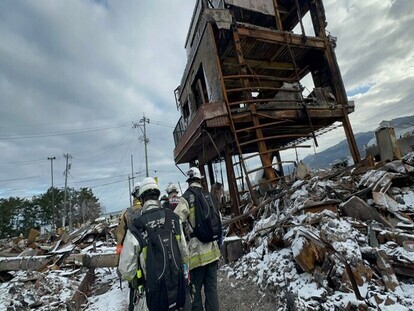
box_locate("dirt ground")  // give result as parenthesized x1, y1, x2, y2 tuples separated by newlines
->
(218, 266, 281, 311)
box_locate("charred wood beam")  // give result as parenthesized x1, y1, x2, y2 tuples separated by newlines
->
(272, 0, 283, 30)
(222, 197, 274, 226)
(67, 267, 95, 311)
(238, 133, 312, 147)
(391, 262, 414, 278)
(226, 86, 299, 93)
(298, 229, 363, 300)
(236, 24, 326, 49)
(0, 253, 119, 271)
(223, 74, 295, 82)
(224, 144, 240, 217)
(223, 57, 294, 71)
(321, 35, 361, 163)
(0, 255, 51, 271)
(376, 250, 402, 292)
(232, 25, 273, 199)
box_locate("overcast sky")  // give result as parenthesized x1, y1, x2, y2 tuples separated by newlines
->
(1, 0, 413, 214)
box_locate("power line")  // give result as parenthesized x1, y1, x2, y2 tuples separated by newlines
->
(89, 178, 128, 188)
(150, 119, 175, 128)
(0, 175, 43, 183)
(0, 116, 135, 130)
(0, 158, 52, 168)
(72, 128, 135, 160)
(94, 130, 134, 202)
(0, 122, 131, 140)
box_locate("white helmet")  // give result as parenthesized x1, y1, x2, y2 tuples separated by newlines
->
(166, 183, 178, 195)
(138, 177, 160, 199)
(186, 167, 203, 181)
(131, 185, 140, 198)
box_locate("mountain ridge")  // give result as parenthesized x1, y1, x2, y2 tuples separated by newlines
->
(300, 114, 414, 169)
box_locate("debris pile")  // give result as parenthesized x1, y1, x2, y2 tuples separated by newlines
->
(1, 153, 414, 310)
(0, 220, 120, 310)
(222, 152, 414, 310)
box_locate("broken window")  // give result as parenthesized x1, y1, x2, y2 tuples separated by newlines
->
(182, 99, 190, 120)
(191, 64, 208, 110)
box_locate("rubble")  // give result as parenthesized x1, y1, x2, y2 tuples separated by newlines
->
(0, 219, 119, 310)
(1, 153, 414, 310)
(223, 152, 414, 310)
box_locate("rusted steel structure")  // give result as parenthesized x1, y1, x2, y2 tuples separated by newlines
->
(173, 0, 361, 215)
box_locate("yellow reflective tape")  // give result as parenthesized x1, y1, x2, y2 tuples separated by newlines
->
(136, 269, 142, 279)
(189, 248, 220, 268)
(142, 246, 147, 261)
(175, 234, 181, 241)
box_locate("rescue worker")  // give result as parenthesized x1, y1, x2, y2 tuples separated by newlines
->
(162, 182, 180, 211)
(115, 185, 142, 254)
(115, 185, 142, 311)
(174, 167, 221, 311)
(118, 177, 189, 311)
(210, 182, 224, 209)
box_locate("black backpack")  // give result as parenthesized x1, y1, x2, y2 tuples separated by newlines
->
(130, 208, 186, 311)
(183, 187, 222, 243)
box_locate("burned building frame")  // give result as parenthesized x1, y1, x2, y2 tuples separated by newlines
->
(173, 0, 361, 215)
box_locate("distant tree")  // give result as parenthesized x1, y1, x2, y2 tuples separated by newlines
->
(57, 187, 102, 228)
(0, 187, 102, 236)
(71, 187, 102, 225)
(18, 199, 42, 235)
(34, 187, 65, 228)
(0, 197, 23, 239)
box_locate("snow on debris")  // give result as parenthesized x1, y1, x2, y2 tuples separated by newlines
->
(221, 153, 414, 310)
(2, 153, 414, 310)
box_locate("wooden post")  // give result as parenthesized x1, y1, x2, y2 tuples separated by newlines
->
(225, 145, 240, 216)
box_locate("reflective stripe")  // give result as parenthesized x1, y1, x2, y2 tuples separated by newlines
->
(142, 246, 147, 261)
(175, 234, 181, 241)
(189, 247, 220, 269)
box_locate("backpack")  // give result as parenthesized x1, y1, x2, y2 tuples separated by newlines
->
(130, 208, 186, 311)
(119, 207, 141, 246)
(125, 207, 141, 229)
(183, 187, 222, 243)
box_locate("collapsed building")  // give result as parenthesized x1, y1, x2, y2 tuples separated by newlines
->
(173, 0, 361, 216)
(2, 1, 413, 310)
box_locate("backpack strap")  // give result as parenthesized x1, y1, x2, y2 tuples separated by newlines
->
(129, 216, 147, 249)
(184, 187, 204, 239)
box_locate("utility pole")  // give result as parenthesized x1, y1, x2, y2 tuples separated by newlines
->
(131, 154, 135, 187)
(47, 156, 56, 231)
(133, 115, 150, 177)
(129, 154, 134, 207)
(128, 175, 133, 207)
(63, 153, 72, 230)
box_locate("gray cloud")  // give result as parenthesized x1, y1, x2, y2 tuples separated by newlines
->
(0, 0, 412, 212)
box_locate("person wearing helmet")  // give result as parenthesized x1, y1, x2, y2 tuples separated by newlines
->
(162, 183, 180, 211)
(115, 185, 143, 311)
(118, 177, 190, 311)
(115, 185, 142, 254)
(174, 167, 221, 311)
